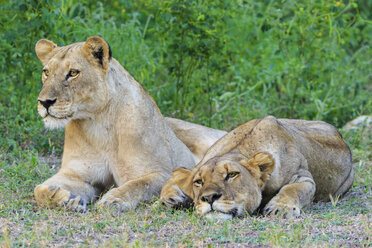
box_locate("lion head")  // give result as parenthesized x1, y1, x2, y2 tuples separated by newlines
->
(35, 36, 112, 129)
(170, 152, 275, 219)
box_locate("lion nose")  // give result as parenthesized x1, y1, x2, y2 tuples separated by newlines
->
(201, 193, 222, 204)
(39, 98, 57, 110)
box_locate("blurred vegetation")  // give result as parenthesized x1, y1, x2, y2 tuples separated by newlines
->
(0, 0, 371, 157)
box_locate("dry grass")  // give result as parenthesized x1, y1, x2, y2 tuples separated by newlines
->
(0, 129, 371, 247)
(0, 190, 370, 247)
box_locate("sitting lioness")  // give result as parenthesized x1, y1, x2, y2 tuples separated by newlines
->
(161, 116, 354, 218)
(34, 36, 226, 212)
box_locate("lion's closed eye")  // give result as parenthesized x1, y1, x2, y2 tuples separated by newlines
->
(225, 171, 240, 181)
(193, 178, 203, 187)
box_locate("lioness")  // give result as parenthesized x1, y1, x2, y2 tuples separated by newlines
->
(34, 36, 226, 212)
(161, 116, 354, 218)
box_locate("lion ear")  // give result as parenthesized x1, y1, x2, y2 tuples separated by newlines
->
(172, 167, 194, 198)
(240, 152, 275, 188)
(35, 39, 58, 64)
(82, 36, 112, 71)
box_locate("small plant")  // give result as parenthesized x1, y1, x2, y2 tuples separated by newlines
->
(329, 194, 340, 207)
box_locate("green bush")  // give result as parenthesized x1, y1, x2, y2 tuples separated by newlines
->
(0, 0, 371, 157)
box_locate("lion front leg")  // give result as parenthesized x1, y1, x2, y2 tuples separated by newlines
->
(34, 170, 96, 212)
(263, 171, 316, 218)
(97, 172, 168, 211)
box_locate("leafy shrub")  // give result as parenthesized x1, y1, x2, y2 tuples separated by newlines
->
(0, 0, 370, 156)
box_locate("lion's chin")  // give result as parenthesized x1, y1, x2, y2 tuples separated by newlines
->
(204, 211, 233, 220)
(197, 201, 242, 219)
(43, 116, 70, 129)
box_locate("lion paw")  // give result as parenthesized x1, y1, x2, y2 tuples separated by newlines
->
(96, 191, 132, 212)
(34, 184, 89, 212)
(160, 185, 192, 208)
(63, 193, 89, 213)
(263, 202, 301, 218)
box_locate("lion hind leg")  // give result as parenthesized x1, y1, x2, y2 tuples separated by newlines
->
(165, 117, 227, 161)
(334, 165, 354, 198)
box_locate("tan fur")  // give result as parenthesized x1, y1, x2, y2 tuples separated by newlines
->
(34, 37, 225, 212)
(165, 117, 227, 161)
(161, 116, 354, 218)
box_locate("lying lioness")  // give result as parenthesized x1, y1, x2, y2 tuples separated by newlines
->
(160, 116, 354, 218)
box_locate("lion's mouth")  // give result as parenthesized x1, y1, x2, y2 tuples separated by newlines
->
(226, 208, 238, 217)
(38, 102, 73, 120)
(42, 113, 73, 129)
(197, 201, 240, 219)
(44, 113, 72, 119)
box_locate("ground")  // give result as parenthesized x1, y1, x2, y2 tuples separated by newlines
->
(0, 129, 370, 247)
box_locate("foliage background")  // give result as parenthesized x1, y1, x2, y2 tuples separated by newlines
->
(1, 0, 371, 156)
(0, 0, 371, 246)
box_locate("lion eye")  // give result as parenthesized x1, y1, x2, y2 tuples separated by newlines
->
(225, 172, 240, 181)
(193, 179, 203, 186)
(43, 69, 49, 77)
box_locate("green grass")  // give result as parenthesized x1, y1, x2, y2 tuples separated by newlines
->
(0, 0, 371, 246)
(0, 129, 370, 247)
